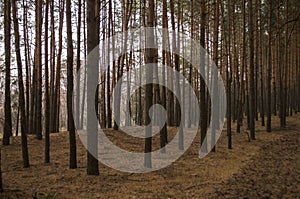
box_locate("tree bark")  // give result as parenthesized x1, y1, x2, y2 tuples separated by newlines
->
(226, 0, 232, 149)
(87, 0, 99, 175)
(44, 0, 50, 164)
(34, 0, 43, 140)
(12, 0, 30, 168)
(76, 0, 82, 129)
(144, 0, 155, 168)
(3, 0, 12, 145)
(248, 0, 256, 140)
(266, 0, 273, 132)
(66, 0, 77, 169)
(211, 0, 219, 152)
(200, 0, 208, 152)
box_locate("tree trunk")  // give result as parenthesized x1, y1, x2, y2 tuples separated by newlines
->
(66, 0, 77, 169)
(52, 0, 64, 133)
(15, 106, 20, 137)
(87, 0, 99, 175)
(76, 0, 82, 129)
(259, 0, 265, 126)
(211, 0, 219, 152)
(200, 0, 208, 152)
(144, 0, 155, 168)
(49, 0, 56, 133)
(113, 0, 132, 130)
(12, 0, 30, 168)
(35, 0, 43, 140)
(81, 0, 87, 130)
(107, 0, 113, 128)
(44, 0, 50, 164)
(188, 0, 194, 128)
(225, 0, 232, 149)
(237, 0, 246, 134)
(266, 0, 273, 132)
(160, 0, 169, 152)
(23, 0, 31, 129)
(248, 0, 256, 140)
(3, 0, 12, 145)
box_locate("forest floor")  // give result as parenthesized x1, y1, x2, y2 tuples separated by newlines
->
(0, 114, 299, 199)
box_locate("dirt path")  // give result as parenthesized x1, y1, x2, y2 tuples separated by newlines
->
(209, 129, 300, 198)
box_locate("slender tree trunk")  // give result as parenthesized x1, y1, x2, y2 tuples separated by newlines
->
(237, 0, 246, 134)
(266, 0, 273, 132)
(76, 0, 82, 129)
(259, 0, 265, 126)
(200, 0, 208, 152)
(254, 0, 259, 121)
(107, 0, 113, 128)
(277, 2, 283, 126)
(188, 0, 194, 128)
(81, 0, 87, 130)
(160, 0, 169, 152)
(3, 0, 12, 145)
(66, 0, 77, 169)
(23, 0, 30, 128)
(113, 0, 132, 130)
(87, 0, 99, 175)
(35, 0, 43, 140)
(49, 0, 56, 133)
(12, 0, 30, 168)
(282, 0, 289, 127)
(15, 106, 20, 137)
(52, 0, 64, 133)
(226, 0, 232, 149)
(248, 0, 256, 140)
(211, 0, 219, 152)
(44, 0, 50, 164)
(100, 1, 107, 128)
(144, 0, 155, 168)
(167, 0, 175, 127)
